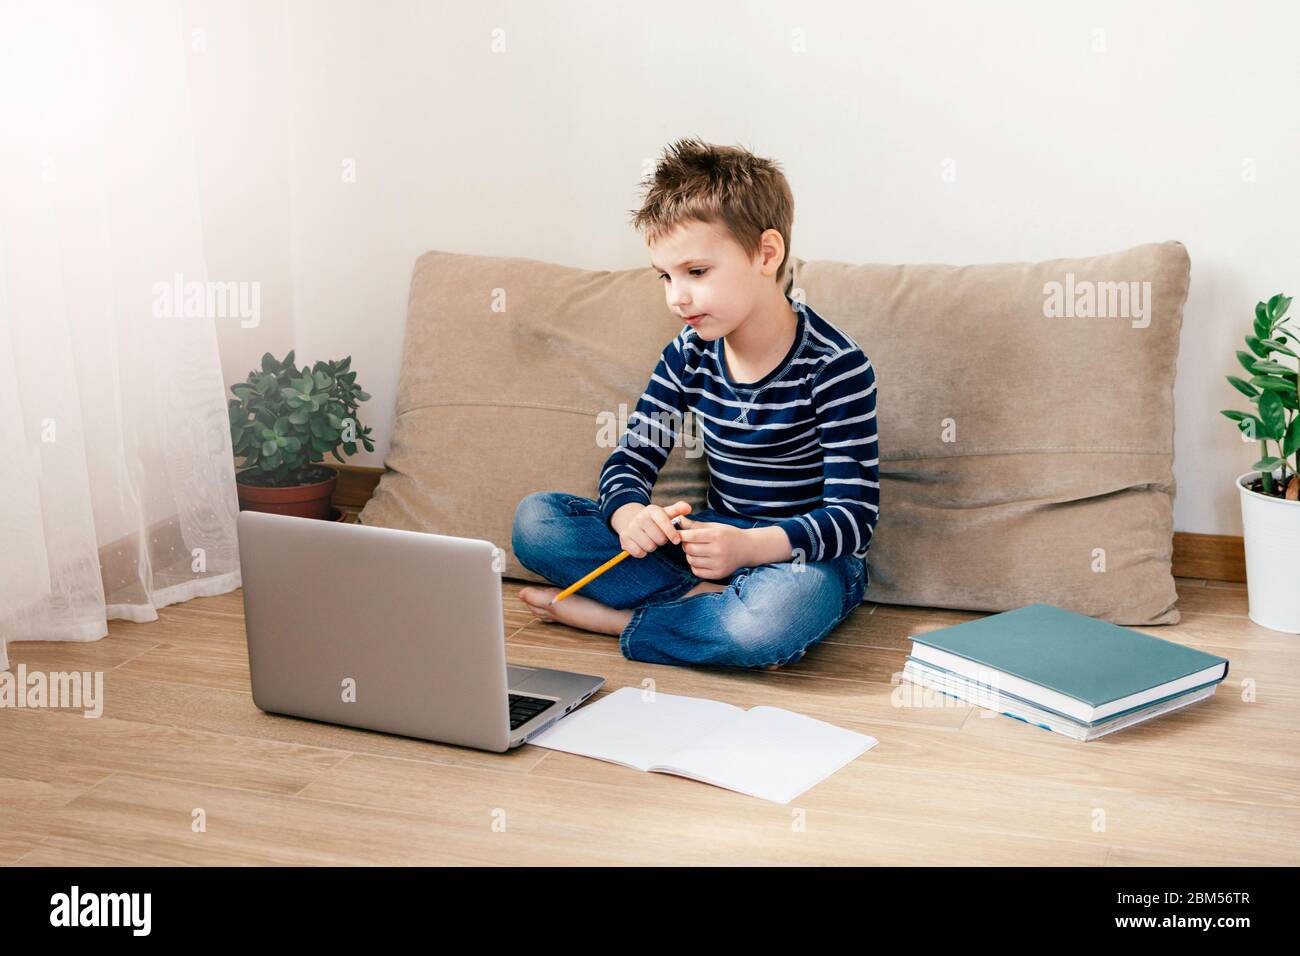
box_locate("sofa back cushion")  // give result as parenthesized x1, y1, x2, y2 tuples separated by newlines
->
(788, 241, 1188, 625)
(358, 250, 710, 578)
(360, 241, 1188, 625)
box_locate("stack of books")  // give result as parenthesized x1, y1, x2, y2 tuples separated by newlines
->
(901, 603, 1229, 741)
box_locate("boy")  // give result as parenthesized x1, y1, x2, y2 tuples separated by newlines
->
(512, 137, 879, 671)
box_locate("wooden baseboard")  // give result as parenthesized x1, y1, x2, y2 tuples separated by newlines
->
(326, 466, 1247, 582)
(330, 463, 385, 510)
(1172, 531, 1246, 582)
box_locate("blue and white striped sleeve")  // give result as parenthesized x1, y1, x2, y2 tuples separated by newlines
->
(596, 333, 690, 529)
(775, 349, 879, 562)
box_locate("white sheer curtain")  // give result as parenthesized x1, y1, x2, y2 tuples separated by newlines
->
(0, 1, 241, 670)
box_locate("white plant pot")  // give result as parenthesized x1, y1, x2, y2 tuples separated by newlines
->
(1237, 468, 1300, 634)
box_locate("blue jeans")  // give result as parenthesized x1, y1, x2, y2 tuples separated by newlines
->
(511, 491, 867, 670)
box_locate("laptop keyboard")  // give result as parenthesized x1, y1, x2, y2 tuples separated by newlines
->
(509, 693, 556, 730)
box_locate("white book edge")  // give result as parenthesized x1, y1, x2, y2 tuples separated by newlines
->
(910, 642, 1226, 723)
(901, 662, 1217, 741)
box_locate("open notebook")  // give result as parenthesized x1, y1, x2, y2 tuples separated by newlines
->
(527, 686, 877, 804)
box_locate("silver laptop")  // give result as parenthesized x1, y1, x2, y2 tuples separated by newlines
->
(237, 510, 604, 751)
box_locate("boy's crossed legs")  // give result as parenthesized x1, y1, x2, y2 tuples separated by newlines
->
(512, 492, 865, 671)
(518, 579, 765, 655)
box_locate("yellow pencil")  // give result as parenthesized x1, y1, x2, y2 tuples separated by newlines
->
(550, 515, 685, 604)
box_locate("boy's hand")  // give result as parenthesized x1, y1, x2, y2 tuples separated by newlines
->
(616, 500, 692, 559)
(677, 517, 751, 580)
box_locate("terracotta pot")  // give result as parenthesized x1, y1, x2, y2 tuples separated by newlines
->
(236, 466, 338, 520)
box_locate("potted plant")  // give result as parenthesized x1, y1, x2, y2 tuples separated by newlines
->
(228, 351, 374, 519)
(1220, 292, 1300, 633)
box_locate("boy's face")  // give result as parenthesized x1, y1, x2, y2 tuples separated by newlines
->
(648, 219, 782, 341)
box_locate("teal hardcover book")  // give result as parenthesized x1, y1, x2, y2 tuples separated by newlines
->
(908, 603, 1229, 724)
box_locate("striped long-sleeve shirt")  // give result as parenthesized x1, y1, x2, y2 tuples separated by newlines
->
(597, 292, 880, 564)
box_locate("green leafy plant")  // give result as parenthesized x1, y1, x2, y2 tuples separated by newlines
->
(228, 351, 374, 486)
(1221, 293, 1297, 497)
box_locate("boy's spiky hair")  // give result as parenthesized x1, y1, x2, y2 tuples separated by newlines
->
(629, 137, 794, 286)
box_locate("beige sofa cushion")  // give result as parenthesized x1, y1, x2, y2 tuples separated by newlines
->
(788, 241, 1188, 625)
(358, 250, 711, 578)
(360, 241, 1188, 625)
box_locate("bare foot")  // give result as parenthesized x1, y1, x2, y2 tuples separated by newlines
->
(519, 580, 725, 633)
(683, 580, 727, 598)
(519, 586, 632, 636)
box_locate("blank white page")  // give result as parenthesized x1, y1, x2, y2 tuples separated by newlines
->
(662, 705, 877, 804)
(528, 686, 744, 771)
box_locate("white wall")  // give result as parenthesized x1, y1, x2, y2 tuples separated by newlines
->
(189, 0, 1300, 537)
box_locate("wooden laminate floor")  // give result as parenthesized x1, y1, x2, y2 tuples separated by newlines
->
(2, 577, 1296, 866)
